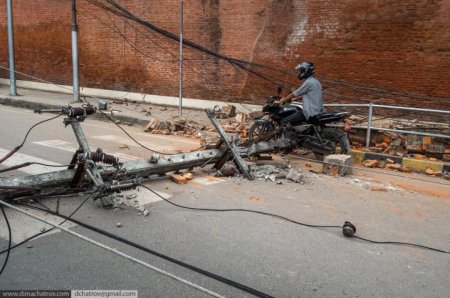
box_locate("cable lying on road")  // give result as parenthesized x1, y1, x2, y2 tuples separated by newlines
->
(140, 185, 450, 255)
(0, 206, 12, 276)
(0, 162, 75, 174)
(8, 201, 274, 298)
(0, 201, 226, 298)
(0, 189, 98, 257)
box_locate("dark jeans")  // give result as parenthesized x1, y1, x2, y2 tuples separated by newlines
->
(280, 110, 307, 126)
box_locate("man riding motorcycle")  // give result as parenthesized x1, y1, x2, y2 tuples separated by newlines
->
(274, 61, 324, 126)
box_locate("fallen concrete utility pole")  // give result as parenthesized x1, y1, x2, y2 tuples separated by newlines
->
(0, 106, 293, 201)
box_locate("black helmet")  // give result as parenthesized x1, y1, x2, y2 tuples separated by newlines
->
(295, 61, 315, 80)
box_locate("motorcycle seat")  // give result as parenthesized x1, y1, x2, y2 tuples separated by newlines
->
(308, 112, 350, 124)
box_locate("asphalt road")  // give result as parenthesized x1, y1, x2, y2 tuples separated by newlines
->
(0, 106, 449, 297)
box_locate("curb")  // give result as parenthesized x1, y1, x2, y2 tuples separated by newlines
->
(349, 150, 450, 175)
(0, 96, 150, 127)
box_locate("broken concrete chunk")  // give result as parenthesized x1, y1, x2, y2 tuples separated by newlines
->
(143, 209, 150, 216)
(322, 154, 353, 176)
(286, 169, 304, 183)
(117, 222, 123, 228)
(173, 116, 187, 132)
(266, 175, 277, 183)
(222, 105, 236, 117)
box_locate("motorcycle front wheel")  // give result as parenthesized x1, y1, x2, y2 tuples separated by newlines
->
(248, 120, 276, 142)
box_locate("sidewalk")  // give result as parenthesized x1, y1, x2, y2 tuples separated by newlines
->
(0, 87, 218, 128)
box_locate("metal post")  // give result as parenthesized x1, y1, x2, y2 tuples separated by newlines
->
(365, 103, 373, 148)
(6, 0, 17, 96)
(178, 0, 184, 117)
(71, 0, 80, 102)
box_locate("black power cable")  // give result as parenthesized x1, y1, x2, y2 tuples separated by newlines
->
(97, 109, 206, 155)
(142, 185, 340, 229)
(0, 206, 12, 275)
(0, 190, 98, 257)
(17, 203, 274, 298)
(141, 185, 449, 255)
(0, 162, 75, 174)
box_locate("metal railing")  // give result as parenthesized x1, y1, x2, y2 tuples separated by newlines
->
(324, 103, 450, 148)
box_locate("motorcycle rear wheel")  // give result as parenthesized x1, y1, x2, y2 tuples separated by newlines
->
(314, 128, 350, 160)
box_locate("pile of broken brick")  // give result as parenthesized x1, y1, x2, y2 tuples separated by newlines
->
(349, 117, 450, 162)
(166, 159, 313, 186)
(143, 104, 264, 148)
(141, 104, 450, 175)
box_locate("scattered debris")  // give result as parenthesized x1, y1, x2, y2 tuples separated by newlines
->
(286, 169, 304, 184)
(425, 168, 434, 175)
(385, 163, 402, 170)
(222, 105, 236, 117)
(173, 116, 187, 132)
(363, 159, 379, 168)
(216, 165, 237, 177)
(170, 174, 188, 184)
(182, 172, 194, 181)
(398, 166, 412, 173)
(322, 154, 353, 176)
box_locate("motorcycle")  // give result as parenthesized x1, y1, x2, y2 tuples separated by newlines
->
(248, 91, 351, 159)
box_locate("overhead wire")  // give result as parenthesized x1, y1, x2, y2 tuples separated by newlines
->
(0, 64, 206, 156)
(82, 0, 450, 105)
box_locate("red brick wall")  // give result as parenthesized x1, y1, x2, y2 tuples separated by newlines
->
(0, 0, 449, 110)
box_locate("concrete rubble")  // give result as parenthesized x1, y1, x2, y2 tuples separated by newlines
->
(322, 154, 353, 176)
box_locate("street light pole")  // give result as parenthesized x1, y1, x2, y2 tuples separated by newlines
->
(178, 0, 184, 117)
(71, 0, 80, 102)
(6, 0, 17, 96)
